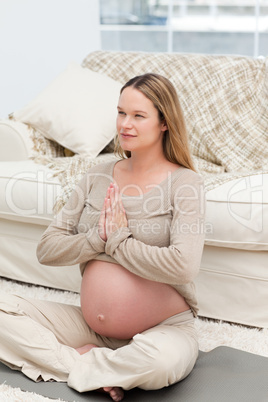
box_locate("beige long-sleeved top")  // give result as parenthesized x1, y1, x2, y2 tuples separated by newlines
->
(37, 160, 206, 316)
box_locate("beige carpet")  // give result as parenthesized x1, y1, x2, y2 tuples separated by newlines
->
(0, 277, 267, 402)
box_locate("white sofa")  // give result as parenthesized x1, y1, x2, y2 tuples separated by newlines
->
(1, 51, 267, 328)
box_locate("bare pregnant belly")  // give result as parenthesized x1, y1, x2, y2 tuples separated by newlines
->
(80, 260, 190, 339)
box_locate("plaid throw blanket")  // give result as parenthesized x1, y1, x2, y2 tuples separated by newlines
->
(30, 51, 268, 211)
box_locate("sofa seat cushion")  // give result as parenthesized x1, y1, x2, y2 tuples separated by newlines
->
(196, 245, 268, 327)
(0, 160, 61, 225)
(205, 172, 268, 251)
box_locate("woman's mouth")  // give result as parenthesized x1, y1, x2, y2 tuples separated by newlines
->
(121, 133, 136, 138)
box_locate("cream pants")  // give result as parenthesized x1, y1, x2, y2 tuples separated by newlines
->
(0, 292, 198, 392)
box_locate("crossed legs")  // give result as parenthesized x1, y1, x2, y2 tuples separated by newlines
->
(0, 293, 198, 400)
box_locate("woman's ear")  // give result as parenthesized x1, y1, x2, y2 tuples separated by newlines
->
(161, 120, 168, 132)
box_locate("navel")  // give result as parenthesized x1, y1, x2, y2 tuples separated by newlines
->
(97, 314, 105, 322)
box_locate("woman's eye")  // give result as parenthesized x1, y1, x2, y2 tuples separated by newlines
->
(118, 111, 125, 115)
(135, 114, 144, 118)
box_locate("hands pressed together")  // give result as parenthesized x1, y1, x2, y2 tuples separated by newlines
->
(98, 183, 128, 242)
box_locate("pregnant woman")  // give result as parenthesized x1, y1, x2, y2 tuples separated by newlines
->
(0, 73, 205, 401)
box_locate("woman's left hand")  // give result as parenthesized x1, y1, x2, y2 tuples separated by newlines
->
(105, 183, 128, 238)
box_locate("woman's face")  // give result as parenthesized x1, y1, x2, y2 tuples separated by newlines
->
(116, 86, 167, 154)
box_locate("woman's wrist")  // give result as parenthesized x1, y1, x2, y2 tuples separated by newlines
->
(86, 227, 106, 253)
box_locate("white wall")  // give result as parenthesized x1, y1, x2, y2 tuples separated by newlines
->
(0, 0, 100, 118)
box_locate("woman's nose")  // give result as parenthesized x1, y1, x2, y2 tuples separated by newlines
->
(122, 115, 132, 128)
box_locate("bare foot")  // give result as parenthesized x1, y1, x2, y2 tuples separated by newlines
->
(75, 344, 124, 401)
(75, 343, 97, 355)
(103, 387, 124, 401)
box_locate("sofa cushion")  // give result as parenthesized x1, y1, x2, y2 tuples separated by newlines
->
(13, 63, 122, 157)
(0, 160, 60, 225)
(205, 172, 268, 250)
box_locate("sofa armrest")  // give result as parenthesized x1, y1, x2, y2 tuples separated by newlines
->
(0, 119, 34, 160)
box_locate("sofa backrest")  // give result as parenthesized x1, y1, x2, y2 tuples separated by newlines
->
(83, 51, 268, 172)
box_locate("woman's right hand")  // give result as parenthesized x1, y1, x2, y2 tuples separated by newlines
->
(98, 183, 127, 242)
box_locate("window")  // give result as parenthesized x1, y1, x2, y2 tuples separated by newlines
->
(99, 0, 268, 56)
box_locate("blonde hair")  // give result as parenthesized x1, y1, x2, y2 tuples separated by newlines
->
(114, 73, 196, 172)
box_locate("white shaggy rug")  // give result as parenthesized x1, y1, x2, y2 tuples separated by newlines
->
(0, 277, 267, 402)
